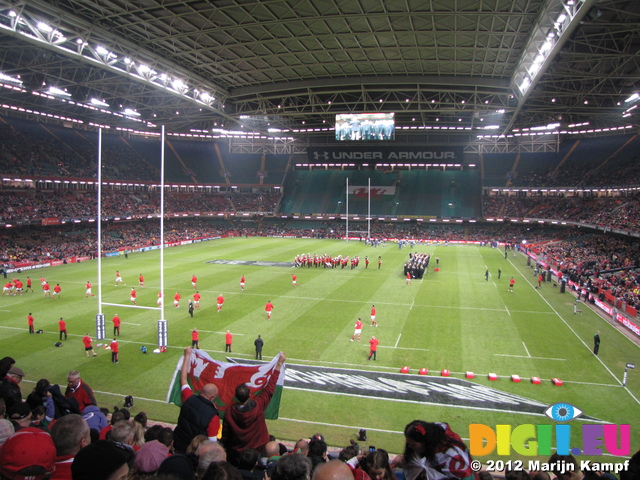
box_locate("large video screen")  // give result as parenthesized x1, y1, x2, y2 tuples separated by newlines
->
(335, 112, 395, 141)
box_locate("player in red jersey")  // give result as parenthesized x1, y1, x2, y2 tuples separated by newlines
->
(83, 334, 98, 357)
(191, 328, 199, 349)
(174, 291, 181, 308)
(265, 301, 274, 320)
(130, 287, 137, 305)
(58, 317, 67, 340)
(291, 274, 297, 287)
(112, 314, 121, 336)
(240, 275, 245, 291)
(110, 338, 119, 363)
(217, 294, 224, 313)
(42, 282, 51, 298)
(370, 305, 378, 327)
(85, 281, 95, 298)
(191, 275, 198, 290)
(193, 291, 201, 309)
(53, 283, 62, 299)
(509, 277, 516, 292)
(139, 274, 145, 288)
(351, 318, 363, 342)
(225, 330, 233, 352)
(27, 313, 35, 334)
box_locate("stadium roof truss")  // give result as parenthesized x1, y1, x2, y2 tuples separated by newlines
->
(0, 0, 638, 152)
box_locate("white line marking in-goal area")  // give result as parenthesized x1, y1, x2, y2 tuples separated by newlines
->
(522, 341, 531, 357)
(394, 334, 402, 348)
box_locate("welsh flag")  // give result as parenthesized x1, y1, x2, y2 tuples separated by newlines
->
(166, 350, 285, 420)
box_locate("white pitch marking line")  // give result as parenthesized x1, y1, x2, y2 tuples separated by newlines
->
(494, 353, 566, 361)
(522, 341, 531, 357)
(102, 302, 161, 310)
(505, 305, 511, 316)
(378, 346, 428, 352)
(197, 330, 245, 335)
(395, 334, 402, 348)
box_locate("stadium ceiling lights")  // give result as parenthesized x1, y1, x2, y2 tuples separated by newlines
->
(90, 98, 110, 108)
(47, 86, 71, 97)
(0, 7, 224, 112)
(0, 72, 22, 85)
(511, 0, 593, 98)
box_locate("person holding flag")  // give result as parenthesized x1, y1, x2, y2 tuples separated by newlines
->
(222, 352, 286, 463)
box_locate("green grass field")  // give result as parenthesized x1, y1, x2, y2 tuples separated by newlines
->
(1, 237, 638, 464)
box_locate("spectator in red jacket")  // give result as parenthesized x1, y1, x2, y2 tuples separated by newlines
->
(222, 352, 286, 461)
(65, 370, 97, 414)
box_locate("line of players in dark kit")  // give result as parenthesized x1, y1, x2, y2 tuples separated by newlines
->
(404, 253, 430, 280)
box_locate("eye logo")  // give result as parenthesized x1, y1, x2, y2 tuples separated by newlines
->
(544, 403, 583, 422)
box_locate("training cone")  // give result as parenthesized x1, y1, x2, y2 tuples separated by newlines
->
(511, 375, 521, 383)
(465, 372, 475, 379)
(552, 378, 563, 386)
(419, 368, 428, 375)
(488, 373, 498, 381)
(441, 369, 450, 377)
(531, 377, 541, 384)
(400, 366, 410, 374)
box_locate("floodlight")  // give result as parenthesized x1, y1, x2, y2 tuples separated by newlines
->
(47, 86, 71, 97)
(90, 98, 110, 108)
(123, 108, 140, 117)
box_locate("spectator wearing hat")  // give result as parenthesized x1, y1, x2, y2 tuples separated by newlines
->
(131, 440, 169, 477)
(50, 414, 91, 480)
(64, 371, 96, 414)
(0, 426, 56, 480)
(156, 454, 197, 480)
(71, 440, 134, 480)
(0, 366, 25, 411)
(8, 402, 32, 431)
(80, 406, 107, 435)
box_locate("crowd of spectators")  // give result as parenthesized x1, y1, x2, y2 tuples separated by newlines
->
(2, 353, 639, 480)
(482, 194, 640, 233)
(0, 190, 279, 226)
(533, 233, 640, 310)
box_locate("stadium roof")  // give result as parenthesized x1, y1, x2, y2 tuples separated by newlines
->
(0, 0, 639, 146)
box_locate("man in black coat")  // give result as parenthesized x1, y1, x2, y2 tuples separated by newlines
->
(173, 347, 220, 454)
(0, 366, 24, 411)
